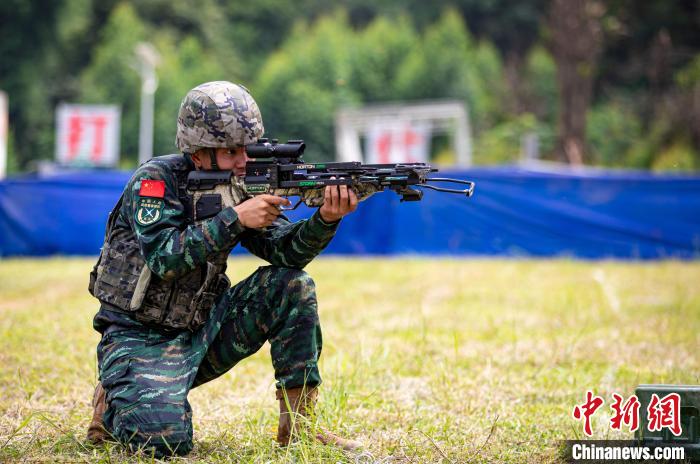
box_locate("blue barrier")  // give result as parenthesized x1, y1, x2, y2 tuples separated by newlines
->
(1, 165, 699, 259)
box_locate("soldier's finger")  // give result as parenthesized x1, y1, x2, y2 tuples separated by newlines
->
(330, 184, 339, 211)
(261, 195, 292, 206)
(349, 188, 358, 209)
(339, 184, 349, 208)
(264, 204, 281, 216)
(324, 184, 331, 207)
(327, 177, 337, 209)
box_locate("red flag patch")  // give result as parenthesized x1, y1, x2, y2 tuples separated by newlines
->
(139, 179, 165, 198)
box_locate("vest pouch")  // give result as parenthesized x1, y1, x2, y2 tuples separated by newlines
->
(160, 285, 197, 329)
(158, 263, 231, 331)
(92, 240, 144, 310)
(90, 194, 124, 298)
(189, 273, 231, 330)
(189, 291, 216, 329)
(136, 276, 174, 325)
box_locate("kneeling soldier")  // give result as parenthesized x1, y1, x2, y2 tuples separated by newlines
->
(87, 81, 361, 457)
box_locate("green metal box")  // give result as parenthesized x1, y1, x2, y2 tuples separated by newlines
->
(636, 384, 700, 459)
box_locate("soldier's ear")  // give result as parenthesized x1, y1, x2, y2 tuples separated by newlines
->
(191, 150, 205, 169)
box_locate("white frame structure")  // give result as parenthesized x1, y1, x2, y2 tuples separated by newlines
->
(335, 100, 472, 166)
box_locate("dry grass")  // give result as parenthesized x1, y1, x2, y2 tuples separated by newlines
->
(0, 257, 698, 463)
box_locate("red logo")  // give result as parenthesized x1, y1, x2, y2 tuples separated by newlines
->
(647, 393, 681, 436)
(610, 393, 640, 432)
(572, 391, 683, 437)
(573, 390, 605, 437)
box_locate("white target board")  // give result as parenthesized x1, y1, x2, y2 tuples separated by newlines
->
(56, 104, 121, 167)
(366, 122, 430, 164)
(335, 100, 472, 166)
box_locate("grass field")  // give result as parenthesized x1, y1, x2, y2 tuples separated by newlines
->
(0, 257, 698, 463)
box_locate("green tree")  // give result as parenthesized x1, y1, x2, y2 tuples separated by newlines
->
(349, 15, 419, 102)
(131, 0, 240, 78)
(522, 46, 558, 126)
(78, 3, 146, 163)
(586, 101, 643, 167)
(589, 0, 700, 167)
(452, 0, 548, 115)
(152, 35, 237, 157)
(395, 9, 505, 131)
(254, 9, 509, 162)
(254, 13, 360, 161)
(3, 0, 697, 172)
(79, 2, 237, 165)
(0, 0, 71, 168)
(222, 0, 329, 75)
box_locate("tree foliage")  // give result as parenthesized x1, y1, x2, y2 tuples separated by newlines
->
(254, 9, 508, 161)
(0, 0, 698, 170)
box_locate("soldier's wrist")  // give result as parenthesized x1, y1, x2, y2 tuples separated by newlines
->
(315, 209, 341, 227)
(219, 206, 247, 236)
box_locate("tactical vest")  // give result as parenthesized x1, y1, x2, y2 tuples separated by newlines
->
(88, 155, 232, 331)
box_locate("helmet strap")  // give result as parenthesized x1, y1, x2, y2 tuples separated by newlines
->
(207, 148, 219, 170)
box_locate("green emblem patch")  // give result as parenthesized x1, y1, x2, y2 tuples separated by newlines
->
(135, 198, 164, 226)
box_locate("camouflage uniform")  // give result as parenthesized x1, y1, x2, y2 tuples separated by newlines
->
(90, 82, 339, 457)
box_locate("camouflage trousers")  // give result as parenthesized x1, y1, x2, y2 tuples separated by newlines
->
(96, 266, 323, 457)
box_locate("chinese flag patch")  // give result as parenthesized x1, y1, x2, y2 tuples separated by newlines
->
(139, 179, 165, 198)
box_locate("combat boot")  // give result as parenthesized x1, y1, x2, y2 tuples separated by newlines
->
(276, 386, 362, 451)
(86, 382, 108, 444)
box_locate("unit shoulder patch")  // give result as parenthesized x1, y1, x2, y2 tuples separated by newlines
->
(135, 197, 164, 226)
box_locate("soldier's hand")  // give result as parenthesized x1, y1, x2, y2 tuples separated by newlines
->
(319, 178, 358, 223)
(234, 195, 291, 228)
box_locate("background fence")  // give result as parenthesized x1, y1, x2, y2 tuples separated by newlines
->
(1, 166, 699, 259)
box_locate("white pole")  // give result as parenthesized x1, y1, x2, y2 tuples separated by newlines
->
(0, 91, 7, 179)
(138, 75, 156, 164)
(135, 43, 160, 165)
(455, 105, 472, 167)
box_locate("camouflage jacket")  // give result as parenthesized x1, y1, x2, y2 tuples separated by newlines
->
(91, 154, 339, 332)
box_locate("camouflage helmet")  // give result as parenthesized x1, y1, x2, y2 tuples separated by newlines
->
(176, 81, 264, 154)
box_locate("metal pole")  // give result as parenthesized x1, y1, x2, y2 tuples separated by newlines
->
(455, 105, 472, 167)
(135, 43, 160, 165)
(138, 74, 156, 164)
(0, 91, 7, 179)
(521, 132, 540, 162)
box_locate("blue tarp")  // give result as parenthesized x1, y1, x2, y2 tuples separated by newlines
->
(1, 166, 699, 259)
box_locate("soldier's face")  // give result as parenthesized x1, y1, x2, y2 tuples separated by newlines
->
(192, 147, 249, 176)
(215, 146, 249, 176)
